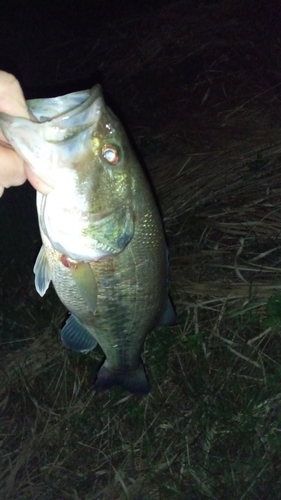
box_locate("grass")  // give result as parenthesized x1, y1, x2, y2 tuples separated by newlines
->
(2, 0, 281, 498)
(2, 294, 281, 498)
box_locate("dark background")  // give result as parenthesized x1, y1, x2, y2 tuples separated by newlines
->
(1, 1, 281, 498)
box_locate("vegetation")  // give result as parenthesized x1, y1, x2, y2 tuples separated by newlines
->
(1, 0, 281, 498)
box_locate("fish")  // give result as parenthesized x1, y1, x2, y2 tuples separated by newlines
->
(0, 85, 176, 395)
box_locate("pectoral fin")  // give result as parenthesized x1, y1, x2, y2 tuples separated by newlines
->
(61, 314, 97, 353)
(33, 246, 51, 296)
(62, 258, 98, 314)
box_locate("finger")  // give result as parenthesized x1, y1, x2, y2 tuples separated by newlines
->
(0, 72, 30, 146)
(0, 147, 26, 188)
(0, 71, 29, 118)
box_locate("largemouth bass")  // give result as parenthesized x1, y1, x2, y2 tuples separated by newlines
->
(0, 86, 176, 395)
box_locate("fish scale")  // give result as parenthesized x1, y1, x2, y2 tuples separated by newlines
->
(40, 172, 167, 372)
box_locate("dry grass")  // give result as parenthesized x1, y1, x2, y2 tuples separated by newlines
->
(1, 0, 281, 498)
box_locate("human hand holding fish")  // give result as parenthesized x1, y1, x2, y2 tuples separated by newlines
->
(0, 71, 52, 197)
(0, 79, 176, 395)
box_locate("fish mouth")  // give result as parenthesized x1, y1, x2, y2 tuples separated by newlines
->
(28, 86, 101, 123)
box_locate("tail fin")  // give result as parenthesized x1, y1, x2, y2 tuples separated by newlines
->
(94, 361, 150, 396)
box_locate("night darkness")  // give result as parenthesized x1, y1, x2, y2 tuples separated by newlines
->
(1, 1, 281, 498)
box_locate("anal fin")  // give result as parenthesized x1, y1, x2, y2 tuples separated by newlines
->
(61, 314, 97, 353)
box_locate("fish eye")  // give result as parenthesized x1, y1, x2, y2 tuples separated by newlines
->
(102, 144, 119, 165)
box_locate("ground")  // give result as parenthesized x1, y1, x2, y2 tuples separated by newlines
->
(1, 1, 281, 499)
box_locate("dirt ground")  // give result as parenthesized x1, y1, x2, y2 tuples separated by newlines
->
(1, 1, 281, 499)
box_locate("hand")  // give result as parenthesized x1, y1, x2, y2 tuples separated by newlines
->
(0, 71, 52, 197)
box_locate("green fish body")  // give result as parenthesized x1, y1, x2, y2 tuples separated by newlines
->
(0, 86, 176, 394)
